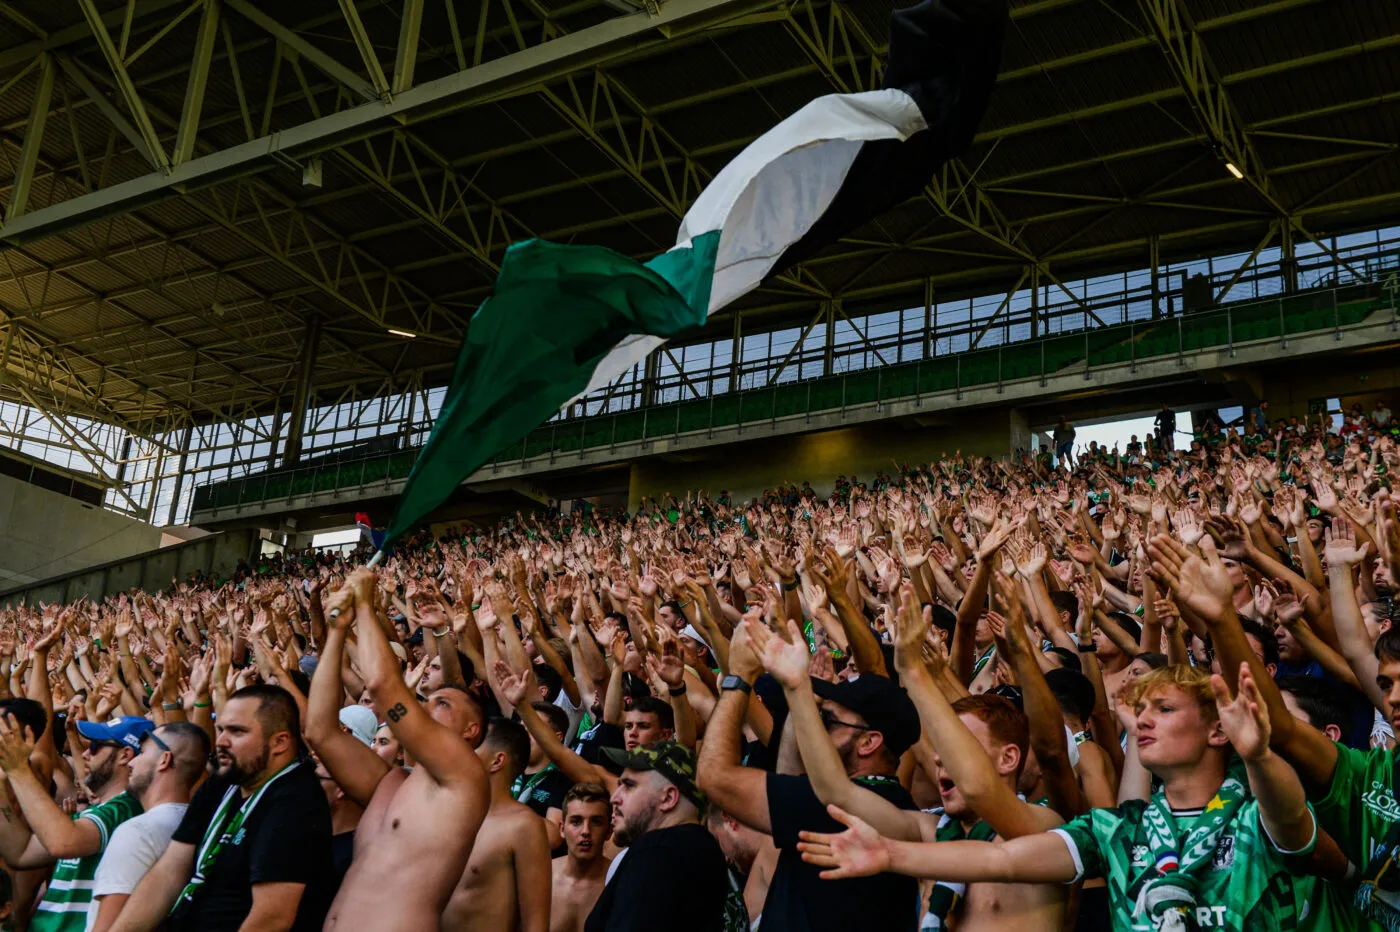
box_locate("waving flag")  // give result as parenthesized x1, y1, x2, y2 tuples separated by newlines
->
(380, 0, 1007, 550)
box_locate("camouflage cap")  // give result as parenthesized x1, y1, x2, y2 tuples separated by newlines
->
(601, 740, 707, 811)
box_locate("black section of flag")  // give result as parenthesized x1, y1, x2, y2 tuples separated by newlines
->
(765, 0, 1008, 280)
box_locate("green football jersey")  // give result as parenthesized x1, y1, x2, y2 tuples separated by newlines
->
(1052, 793, 1313, 931)
(1314, 742, 1400, 931)
(31, 791, 143, 932)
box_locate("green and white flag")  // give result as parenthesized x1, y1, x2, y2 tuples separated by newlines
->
(382, 0, 1006, 547)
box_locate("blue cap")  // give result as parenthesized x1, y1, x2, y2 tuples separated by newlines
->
(77, 716, 155, 751)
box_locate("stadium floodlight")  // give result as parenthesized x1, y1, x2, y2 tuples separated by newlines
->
(387, 328, 416, 338)
(1225, 162, 1243, 179)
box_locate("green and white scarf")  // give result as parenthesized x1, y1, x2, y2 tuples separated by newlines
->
(1132, 777, 1246, 932)
(921, 813, 996, 931)
(172, 761, 301, 919)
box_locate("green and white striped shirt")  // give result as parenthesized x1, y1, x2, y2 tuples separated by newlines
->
(31, 791, 142, 932)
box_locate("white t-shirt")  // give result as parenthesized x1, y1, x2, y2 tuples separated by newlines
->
(92, 802, 189, 898)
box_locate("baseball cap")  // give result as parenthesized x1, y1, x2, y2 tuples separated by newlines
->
(601, 740, 707, 810)
(679, 624, 712, 655)
(811, 673, 921, 757)
(77, 716, 156, 752)
(338, 705, 378, 746)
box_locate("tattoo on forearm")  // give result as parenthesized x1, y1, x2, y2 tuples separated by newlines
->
(387, 702, 407, 723)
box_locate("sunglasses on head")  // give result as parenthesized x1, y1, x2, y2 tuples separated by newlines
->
(139, 731, 171, 754)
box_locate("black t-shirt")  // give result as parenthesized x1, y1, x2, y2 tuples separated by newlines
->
(585, 823, 728, 932)
(573, 721, 624, 766)
(329, 831, 356, 894)
(170, 761, 334, 932)
(761, 773, 919, 932)
(517, 766, 574, 818)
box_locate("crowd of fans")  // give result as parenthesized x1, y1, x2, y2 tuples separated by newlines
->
(0, 399, 1394, 931)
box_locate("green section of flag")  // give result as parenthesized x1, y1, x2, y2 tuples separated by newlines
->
(382, 231, 720, 546)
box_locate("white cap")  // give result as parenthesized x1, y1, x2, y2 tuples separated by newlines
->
(339, 705, 378, 746)
(680, 624, 712, 656)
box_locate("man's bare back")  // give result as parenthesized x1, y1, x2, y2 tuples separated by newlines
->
(442, 797, 551, 932)
(327, 767, 487, 932)
(550, 851, 610, 932)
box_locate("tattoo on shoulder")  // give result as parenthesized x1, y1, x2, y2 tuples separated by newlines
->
(386, 702, 407, 723)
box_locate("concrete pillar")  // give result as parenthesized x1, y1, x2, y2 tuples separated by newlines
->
(283, 318, 321, 465)
(641, 351, 660, 407)
(1009, 408, 1031, 454)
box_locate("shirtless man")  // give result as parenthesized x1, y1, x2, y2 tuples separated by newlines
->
(441, 717, 550, 932)
(550, 784, 612, 932)
(308, 569, 491, 932)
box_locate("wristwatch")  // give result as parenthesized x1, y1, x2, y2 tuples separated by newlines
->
(1077, 643, 1098, 653)
(720, 674, 752, 694)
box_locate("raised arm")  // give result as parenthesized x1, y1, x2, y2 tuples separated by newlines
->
(891, 587, 1056, 839)
(796, 805, 1077, 884)
(1001, 601, 1085, 819)
(1149, 533, 1339, 793)
(1322, 521, 1385, 710)
(349, 569, 486, 792)
(696, 618, 772, 834)
(812, 548, 887, 677)
(0, 716, 100, 868)
(491, 658, 613, 791)
(753, 617, 924, 842)
(1212, 665, 1315, 853)
(646, 632, 696, 750)
(304, 586, 391, 808)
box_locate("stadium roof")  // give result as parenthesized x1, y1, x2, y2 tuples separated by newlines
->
(0, 0, 1395, 437)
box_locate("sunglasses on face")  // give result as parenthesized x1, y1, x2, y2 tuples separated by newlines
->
(819, 709, 872, 733)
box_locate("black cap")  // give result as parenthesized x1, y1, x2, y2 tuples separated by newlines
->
(811, 674, 921, 757)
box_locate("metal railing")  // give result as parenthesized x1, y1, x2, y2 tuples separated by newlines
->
(191, 279, 1398, 514)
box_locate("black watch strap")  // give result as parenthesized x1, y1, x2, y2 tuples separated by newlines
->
(720, 675, 752, 694)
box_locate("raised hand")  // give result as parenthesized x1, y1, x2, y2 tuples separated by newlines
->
(0, 714, 34, 777)
(1148, 533, 1235, 623)
(751, 617, 810, 690)
(889, 582, 930, 676)
(796, 806, 892, 880)
(1311, 479, 1339, 515)
(1211, 664, 1270, 760)
(1323, 518, 1370, 566)
(490, 659, 531, 708)
(323, 585, 356, 629)
(1014, 540, 1047, 577)
(976, 518, 1018, 561)
(646, 632, 687, 690)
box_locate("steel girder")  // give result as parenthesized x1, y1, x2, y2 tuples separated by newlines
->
(0, 0, 782, 247)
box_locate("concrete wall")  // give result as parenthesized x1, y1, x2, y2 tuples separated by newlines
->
(0, 528, 260, 607)
(626, 409, 1027, 509)
(0, 473, 164, 587)
(1258, 356, 1400, 422)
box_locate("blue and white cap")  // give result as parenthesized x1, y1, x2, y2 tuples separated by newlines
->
(77, 716, 155, 751)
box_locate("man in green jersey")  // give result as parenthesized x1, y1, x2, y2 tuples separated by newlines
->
(797, 663, 1319, 932)
(0, 715, 153, 932)
(1154, 529, 1394, 930)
